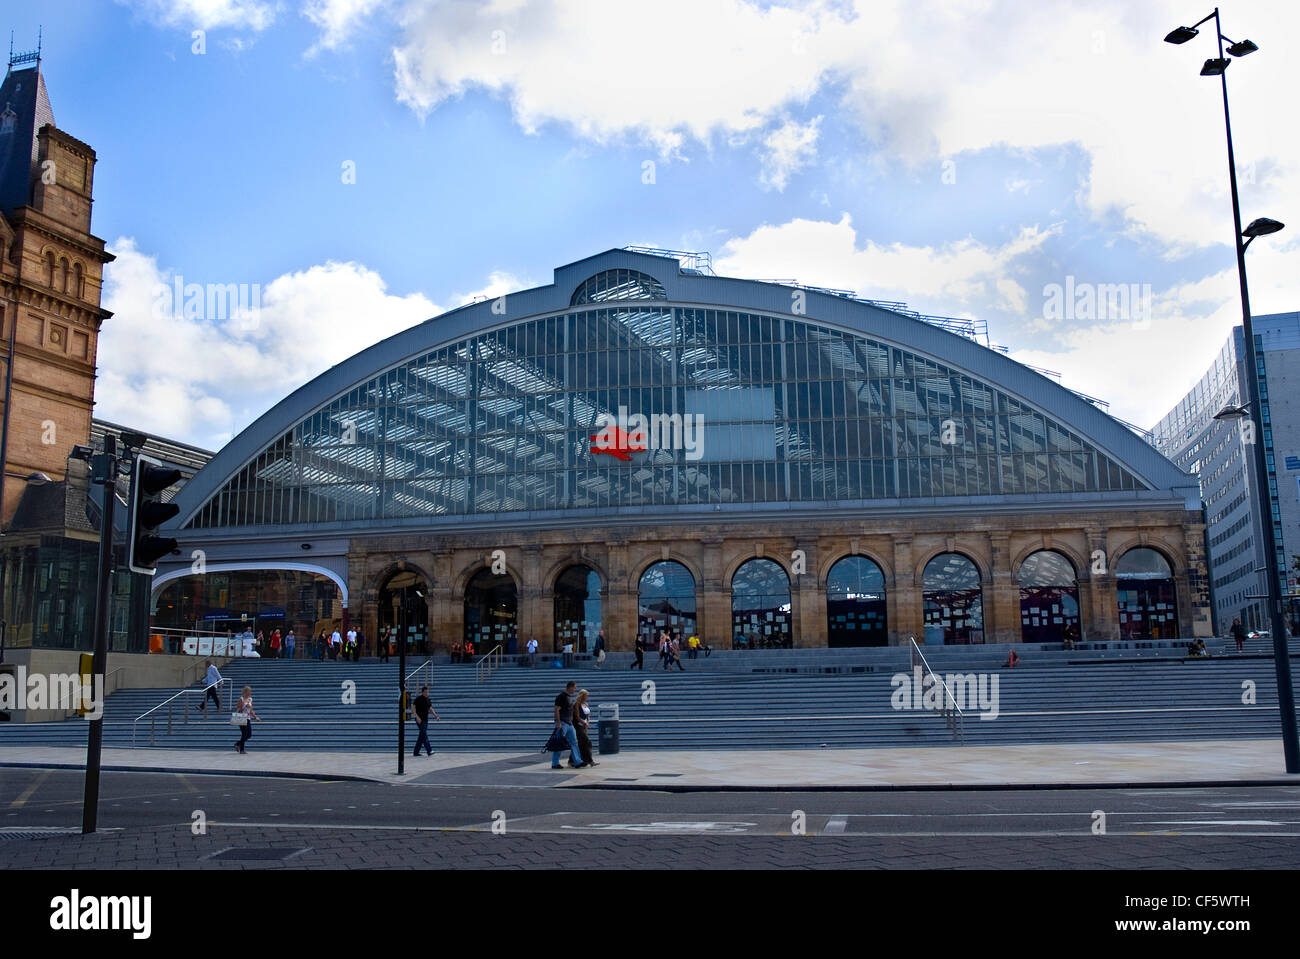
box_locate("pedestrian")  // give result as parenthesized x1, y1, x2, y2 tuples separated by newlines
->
(232, 685, 259, 753)
(331, 627, 342, 660)
(355, 630, 364, 661)
(317, 631, 328, 661)
(1230, 618, 1247, 653)
(269, 629, 281, 660)
(658, 631, 670, 669)
(550, 680, 586, 769)
(346, 626, 357, 661)
(687, 633, 700, 660)
(412, 685, 440, 756)
(573, 688, 598, 767)
(630, 633, 645, 670)
(526, 637, 538, 667)
(380, 630, 390, 663)
(593, 629, 606, 668)
(195, 659, 222, 712)
(669, 633, 685, 671)
(284, 628, 295, 660)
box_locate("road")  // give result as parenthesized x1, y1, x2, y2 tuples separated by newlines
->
(2, 768, 1299, 869)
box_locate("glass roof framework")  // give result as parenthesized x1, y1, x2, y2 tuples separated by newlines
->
(185, 305, 1150, 530)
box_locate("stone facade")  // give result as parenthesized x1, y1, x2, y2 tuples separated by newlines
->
(347, 506, 1209, 651)
(0, 69, 113, 528)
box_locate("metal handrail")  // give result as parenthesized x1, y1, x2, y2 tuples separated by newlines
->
(475, 645, 503, 684)
(404, 658, 433, 690)
(908, 637, 965, 743)
(131, 677, 234, 748)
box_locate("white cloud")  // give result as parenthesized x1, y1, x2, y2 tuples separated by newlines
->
(302, 0, 388, 54)
(714, 213, 1058, 314)
(98, 238, 438, 450)
(1014, 237, 1300, 430)
(120, 0, 276, 30)
(451, 270, 528, 306)
(391, 0, 839, 157)
(759, 116, 822, 191)
(386, 0, 1300, 251)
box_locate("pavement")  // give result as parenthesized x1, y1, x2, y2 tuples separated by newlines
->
(2, 737, 1297, 789)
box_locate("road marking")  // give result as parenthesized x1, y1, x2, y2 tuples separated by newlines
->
(822, 815, 848, 835)
(10, 770, 50, 808)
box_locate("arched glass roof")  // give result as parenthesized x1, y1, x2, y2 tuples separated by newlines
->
(571, 269, 667, 305)
(183, 303, 1151, 530)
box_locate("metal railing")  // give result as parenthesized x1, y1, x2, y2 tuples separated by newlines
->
(404, 658, 433, 692)
(475, 645, 503, 684)
(131, 677, 233, 748)
(909, 637, 965, 743)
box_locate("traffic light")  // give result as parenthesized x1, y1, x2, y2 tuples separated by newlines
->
(127, 454, 182, 574)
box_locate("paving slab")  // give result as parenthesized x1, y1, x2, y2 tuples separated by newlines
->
(2, 738, 1298, 789)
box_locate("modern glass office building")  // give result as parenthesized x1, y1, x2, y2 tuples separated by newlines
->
(154, 249, 1209, 651)
(1154, 312, 1300, 635)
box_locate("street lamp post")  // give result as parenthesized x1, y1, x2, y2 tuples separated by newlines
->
(1167, 8, 1300, 773)
(394, 592, 406, 776)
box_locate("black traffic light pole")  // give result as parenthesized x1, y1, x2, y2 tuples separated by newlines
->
(396, 593, 406, 776)
(82, 435, 118, 834)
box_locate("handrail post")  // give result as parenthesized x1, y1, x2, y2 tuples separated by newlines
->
(150, 714, 155, 747)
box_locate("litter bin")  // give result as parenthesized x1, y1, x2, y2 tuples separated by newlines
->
(597, 702, 620, 754)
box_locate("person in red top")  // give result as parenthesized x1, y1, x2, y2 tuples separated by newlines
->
(269, 629, 282, 659)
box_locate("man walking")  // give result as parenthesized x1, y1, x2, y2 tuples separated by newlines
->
(593, 628, 606, 668)
(196, 660, 222, 713)
(551, 680, 586, 769)
(412, 685, 439, 756)
(630, 633, 645, 670)
(526, 636, 538, 667)
(284, 628, 295, 660)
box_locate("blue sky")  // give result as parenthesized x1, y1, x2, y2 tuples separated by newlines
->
(14, 0, 1299, 451)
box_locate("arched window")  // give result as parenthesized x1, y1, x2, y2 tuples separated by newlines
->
(72, 262, 84, 299)
(554, 565, 602, 653)
(1017, 550, 1079, 644)
(382, 570, 429, 654)
(571, 269, 667, 305)
(464, 568, 518, 651)
(826, 555, 887, 647)
(923, 553, 983, 644)
(732, 558, 791, 649)
(1116, 547, 1177, 640)
(638, 561, 695, 643)
(59, 257, 70, 293)
(45, 251, 56, 287)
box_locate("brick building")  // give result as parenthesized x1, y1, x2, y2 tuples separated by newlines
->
(155, 248, 1213, 653)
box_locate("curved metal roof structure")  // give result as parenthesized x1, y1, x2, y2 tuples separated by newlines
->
(167, 248, 1197, 539)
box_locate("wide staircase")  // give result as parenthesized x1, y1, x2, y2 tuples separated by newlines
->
(0, 638, 1297, 751)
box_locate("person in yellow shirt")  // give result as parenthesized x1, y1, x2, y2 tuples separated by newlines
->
(688, 634, 700, 660)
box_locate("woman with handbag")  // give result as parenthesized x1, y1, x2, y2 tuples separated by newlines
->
(232, 685, 259, 753)
(573, 688, 598, 767)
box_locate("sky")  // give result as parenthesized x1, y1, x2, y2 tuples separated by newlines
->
(13, 0, 1299, 452)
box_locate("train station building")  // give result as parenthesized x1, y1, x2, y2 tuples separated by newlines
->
(154, 248, 1212, 652)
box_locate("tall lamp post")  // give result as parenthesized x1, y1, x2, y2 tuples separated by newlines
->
(1166, 9, 1299, 773)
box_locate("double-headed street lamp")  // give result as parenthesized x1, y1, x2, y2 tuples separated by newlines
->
(1166, 8, 1299, 773)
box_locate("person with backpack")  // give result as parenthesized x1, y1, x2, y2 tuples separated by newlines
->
(550, 681, 586, 769)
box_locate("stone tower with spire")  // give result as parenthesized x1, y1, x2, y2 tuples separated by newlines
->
(0, 37, 113, 528)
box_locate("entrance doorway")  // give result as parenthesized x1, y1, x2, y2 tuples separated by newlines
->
(380, 571, 429, 655)
(464, 569, 518, 653)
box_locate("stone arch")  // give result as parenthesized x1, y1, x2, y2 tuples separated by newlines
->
(454, 556, 519, 594)
(1108, 537, 1184, 578)
(372, 559, 435, 596)
(722, 549, 792, 586)
(1011, 540, 1087, 581)
(542, 554, 608, 594)
(626, 552, 703, 594)
(818, 547, 893, 589)
(914, 547, 989, 586)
